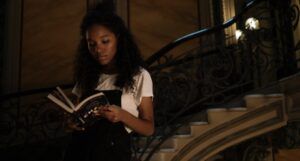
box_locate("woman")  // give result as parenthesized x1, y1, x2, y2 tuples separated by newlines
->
(63, 2, 154, 161)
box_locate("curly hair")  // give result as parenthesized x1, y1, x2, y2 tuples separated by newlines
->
(74, 5, 144, 99)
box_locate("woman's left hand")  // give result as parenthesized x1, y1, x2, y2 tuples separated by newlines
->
(96, 105, 124, 123)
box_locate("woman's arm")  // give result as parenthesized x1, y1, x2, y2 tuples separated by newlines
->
(99, 96, 154, 136)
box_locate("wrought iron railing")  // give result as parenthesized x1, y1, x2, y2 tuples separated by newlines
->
(0, 86, 72, 161)
(137, 0, 300, 160)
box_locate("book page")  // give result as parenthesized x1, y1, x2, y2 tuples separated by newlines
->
(47, 94, 74, 113)
(56, 86, 75, 110)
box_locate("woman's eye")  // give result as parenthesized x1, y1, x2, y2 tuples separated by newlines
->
(102, 39, 110, 44)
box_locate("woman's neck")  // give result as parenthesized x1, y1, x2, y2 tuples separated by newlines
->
(101, 64, 118, 74)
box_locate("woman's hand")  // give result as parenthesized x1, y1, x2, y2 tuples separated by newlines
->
(93, 97, 154, 136)
(64, 116, 85, 132)
(94, 105, 124, 123)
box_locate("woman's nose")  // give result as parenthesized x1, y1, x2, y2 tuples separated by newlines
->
(95, 44, 103, 54)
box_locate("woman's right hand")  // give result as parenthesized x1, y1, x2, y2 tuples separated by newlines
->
(64, 116, 85, 132)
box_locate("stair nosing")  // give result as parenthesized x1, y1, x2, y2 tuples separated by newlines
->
(159, 148, 177, 153)
(207, 108, 227, 112)
(189, 121, 208, 125)
(228, 107, 247, 111)
(173, 134, 192, 138)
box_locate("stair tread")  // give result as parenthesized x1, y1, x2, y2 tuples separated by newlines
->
(189, 121, 208, 125)
(173, 133, 192, 138)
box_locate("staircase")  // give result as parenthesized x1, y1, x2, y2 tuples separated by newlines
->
(134, 73, 300, 161)
(139, 94, 286, 161)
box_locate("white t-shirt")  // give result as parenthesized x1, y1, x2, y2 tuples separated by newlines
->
(72, 68, 153, 132)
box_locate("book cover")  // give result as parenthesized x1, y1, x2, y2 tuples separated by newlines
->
(47, 87, 109, 127)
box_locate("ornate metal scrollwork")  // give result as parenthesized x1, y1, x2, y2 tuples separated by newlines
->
(210, 121, 300, 161)
(0, 98, 68, 160)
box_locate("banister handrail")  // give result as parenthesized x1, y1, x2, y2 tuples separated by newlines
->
(145, 0, 263, 67)
(0, 83, 73, 101)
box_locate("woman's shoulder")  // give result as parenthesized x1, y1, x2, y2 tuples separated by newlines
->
(135, 67, 151, 78)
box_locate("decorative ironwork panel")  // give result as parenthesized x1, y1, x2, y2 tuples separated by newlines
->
(210, 121, 300, 161)
(139, 0, 300, 160)
(0, 97, 69, 161)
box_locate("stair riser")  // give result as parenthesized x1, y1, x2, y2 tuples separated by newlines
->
(245, 95, 283, 109)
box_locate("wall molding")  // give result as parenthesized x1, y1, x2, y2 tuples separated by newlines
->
(1, 0, 22, 95)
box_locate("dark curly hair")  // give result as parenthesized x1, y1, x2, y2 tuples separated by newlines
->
(74, 3, 144, 99)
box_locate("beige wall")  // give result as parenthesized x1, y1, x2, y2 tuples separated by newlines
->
(21, 0, 86, 90)
(19, 0, 201, 90)
(129, 0, 200, 59)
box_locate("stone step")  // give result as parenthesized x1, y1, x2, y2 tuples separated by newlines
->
(244, 93, 284, 109)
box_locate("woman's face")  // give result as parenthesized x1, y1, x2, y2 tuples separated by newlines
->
(86, 24, 118, 67)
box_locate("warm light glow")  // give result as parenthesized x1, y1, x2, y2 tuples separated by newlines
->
(235, 30, 243, 40)
(245, 17, 260, 30)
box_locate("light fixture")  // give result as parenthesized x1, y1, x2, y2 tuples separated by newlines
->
(245, 17, 260, 30)
(235, 29, 244, 40)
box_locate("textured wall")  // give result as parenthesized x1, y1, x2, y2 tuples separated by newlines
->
(129, 0, 200, 59)
(20, 0, 201, 90)
(21, 0, 86, 90)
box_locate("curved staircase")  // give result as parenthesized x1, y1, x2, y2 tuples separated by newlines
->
(138, 94, 288, 161)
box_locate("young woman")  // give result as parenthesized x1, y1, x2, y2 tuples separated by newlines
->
(63, 3, 154, 161)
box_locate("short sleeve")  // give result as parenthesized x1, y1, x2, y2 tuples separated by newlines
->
(134, 69, 153, 105)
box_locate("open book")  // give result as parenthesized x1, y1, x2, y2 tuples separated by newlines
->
(47, 87, 109, 127)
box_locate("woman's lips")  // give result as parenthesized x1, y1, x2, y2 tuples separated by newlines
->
(98, 55, 108, 61)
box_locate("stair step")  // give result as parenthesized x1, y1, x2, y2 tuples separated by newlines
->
(174, 124, 191, 135)
(207, 109, 247, 123)
(207, 107, 247, 112)
(228, 107, 247, 111)
(139, 152, 161, 161)
(244, 93, 284, 109)
(189, 121, 208, 126)
(160, 148, 176, 153)
(141, 150, 176, 161)
(134, 136, 175, 149)
(172, 136, 194, 149)
(177, 111, 208, 124)
(190, 109, 248, 136)
(137, 147, 176, 153)
(207, 108, 227, 112)
(173, 134, 192, 138)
